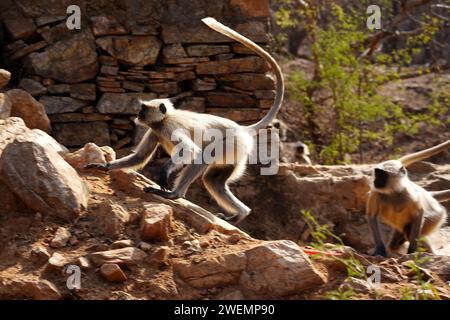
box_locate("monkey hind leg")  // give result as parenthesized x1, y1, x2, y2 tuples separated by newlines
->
(387, 230, 407, 255)
(202, 164, 251, 224)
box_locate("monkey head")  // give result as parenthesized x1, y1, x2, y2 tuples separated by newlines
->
(136, 98, 175, 127)
(372, 160, 407, 194)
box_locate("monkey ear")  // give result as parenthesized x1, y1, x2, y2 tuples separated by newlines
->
(159, 103, 167, 114)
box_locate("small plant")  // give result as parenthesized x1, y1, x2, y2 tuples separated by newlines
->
(401, 238, 441, 300)
(301, 210, 368, 299)
(325, 286, 355, 300)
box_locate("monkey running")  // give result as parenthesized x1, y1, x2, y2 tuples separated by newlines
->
(367, 140, 450, 257)
(86, 17, 284, 224)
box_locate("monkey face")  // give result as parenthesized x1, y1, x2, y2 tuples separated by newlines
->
(373, 160, 407, 193)
(136, 98, 174, 126)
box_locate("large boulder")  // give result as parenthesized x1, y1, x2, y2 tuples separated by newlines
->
(173, 240, 326, 298)
(0, 129, 87, 220)
(6, 89, 51, 133)
(240, 240, 327, 298)
(28, 34, 98, 83)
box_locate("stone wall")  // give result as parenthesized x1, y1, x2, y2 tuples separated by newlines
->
(0, 0, 272, 150)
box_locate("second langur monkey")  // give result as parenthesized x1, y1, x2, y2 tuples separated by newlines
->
(86, 17, 284, 224)
(367, 140, 450, 257)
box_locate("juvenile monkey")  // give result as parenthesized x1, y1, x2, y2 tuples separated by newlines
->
(86, 18, 284, 224)
(367, 140, 450, 257)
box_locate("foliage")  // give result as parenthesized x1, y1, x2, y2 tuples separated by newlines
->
(274, 0, 447, 164)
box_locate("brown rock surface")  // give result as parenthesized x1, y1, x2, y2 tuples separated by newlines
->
(7, 89, 51, 133)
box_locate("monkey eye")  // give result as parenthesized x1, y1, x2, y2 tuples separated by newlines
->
(159, 103, 167, 114)
(400, 166, 406, 174)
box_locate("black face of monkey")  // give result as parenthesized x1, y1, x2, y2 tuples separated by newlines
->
(374, 168, 389, 188)
(138, 104, 148, 121)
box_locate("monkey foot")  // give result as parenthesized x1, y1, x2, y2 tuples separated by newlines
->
(143, 186, 180, 199)
(372, 246, 387, 257)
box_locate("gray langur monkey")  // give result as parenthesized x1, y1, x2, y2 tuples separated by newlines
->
(86, 17, 284, 224)
(269, 119, 312, 164)
(367, 140, 450, 257)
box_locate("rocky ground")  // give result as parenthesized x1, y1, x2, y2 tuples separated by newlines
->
(1, 113, 450, 300)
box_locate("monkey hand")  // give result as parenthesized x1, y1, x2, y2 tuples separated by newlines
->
(144, 186, 180, 200)
(84, 163, 110, 171)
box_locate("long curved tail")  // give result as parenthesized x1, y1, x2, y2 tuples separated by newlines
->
(399, 140, 450, 167)
(202, 17, 284, 133)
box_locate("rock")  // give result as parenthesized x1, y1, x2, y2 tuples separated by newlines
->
(148, 246, 170, 266)
(15, 44, 42, 61)
(111, 239, 134, 249)
(0, 94, 12, 120)
(50, 227, 71, 248)
(89, 247, 147, 267)
(18, 78, 47, 96)
(148, 82, 180, 95)
(175, 71, 196, 82)
(0, 69, 11, 88)
(197, 57, 268, 75)
(0, 277, 61, 300)
(187, 45, 230, 57)
(39, 96, 89, 114)
(52, 122, 111, 147)
(97, 93, 156, 114)
(0, 118, 28, 155)
(70, 83, 96, 101)
(30, 245, 51, 265)
(0, 130, 88, 221)
(235, 21, 268, 43)
(220, 73, 275, 91)
(342, 277, 375, 293)
(47, 84, 71, 95)
(29, 34, 98, 83)
(47, 252, 67, 270)
(78, 256, 92, 270)
(162, 43, 188, 59)
(255, 90, 275, 99)
(100, 65, 119, 76)
(140, 203, 173, 241)
(122, 81, 146, 92)
(177, 97, 205, 112)
(7, 89, 51, 133)
(162, 24, 229, 44)
(90, 15, 128, 37)
(216, 290, 245, 300)
(3, 17, 36, 40)
(64, 143, 116, 169)
(190, 78, 217, 91)
(96, 36, 162, 66)
(49, 113, 113, 123)
(423, 255, 450, 280)
(100, 263, 128, 282)
(173, 251, 247, 288)
(139, 242, 153, 251)
(95, 202, 130, 240)
(408, 161, 438, 174)
(230, 0, 269, 18)
(206, 92, 255, 108)
(240, 240, 327, 298)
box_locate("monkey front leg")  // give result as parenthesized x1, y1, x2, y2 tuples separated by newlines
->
(85, 129, 159, 171)
(367, 193, 387, 257)
(157, 159, 184, 191)
(368, 216, 387, 257)
(406, 211, 424, 254)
